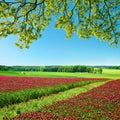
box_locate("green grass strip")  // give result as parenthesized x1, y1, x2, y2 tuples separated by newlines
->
(0, 81, 107, 119)
(1, 70, 120, 79)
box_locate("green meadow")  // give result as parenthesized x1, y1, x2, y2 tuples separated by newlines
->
(0, 68, 120, 79)
(0, 68, 120, 119)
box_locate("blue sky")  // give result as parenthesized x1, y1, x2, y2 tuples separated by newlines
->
(0, 23, 120, 66)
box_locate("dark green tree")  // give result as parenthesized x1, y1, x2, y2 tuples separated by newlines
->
(98, 68, 103, 74)
(87, 67, 94, 73)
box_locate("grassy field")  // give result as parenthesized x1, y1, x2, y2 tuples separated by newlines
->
(0, 69, 120, 119)
(0, 69, 120, 79)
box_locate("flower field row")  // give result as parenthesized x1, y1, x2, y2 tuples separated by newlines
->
(0, 76, 107, 92)
(9, 112, 78, 120)
(12, 79, 120, 120)
(0, 76, 107, 108)
(0, 81, 106, 119)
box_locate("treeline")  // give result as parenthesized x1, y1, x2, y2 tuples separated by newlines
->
(0, 65, 103, 74)
(94, 66, 120, 69)
(4, 65, 120, 74)
(0, 66, 40, 71)
(40, 66, 88, 72)
(40, 66, 103, 74)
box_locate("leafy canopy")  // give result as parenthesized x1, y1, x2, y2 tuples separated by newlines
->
(0, 0, 120, 48)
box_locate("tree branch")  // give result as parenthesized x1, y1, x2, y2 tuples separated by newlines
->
(104, 0, 118, 44)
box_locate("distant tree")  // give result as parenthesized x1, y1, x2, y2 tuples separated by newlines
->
(57, 66, 63, 72)
(87, 67, 94, 73)
(79, 66, 87, 72)
(50, 67, 58, 72)
(0, 65, 8, 71)
(72, 66, 79, 72)
(0, 0, 119, 48)
(40, 66, 46, 72)
(98, 68, 103, 74)
(93, 69, 97, 74)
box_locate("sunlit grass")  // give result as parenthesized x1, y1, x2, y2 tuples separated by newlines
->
(0, 68, 120, 79)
